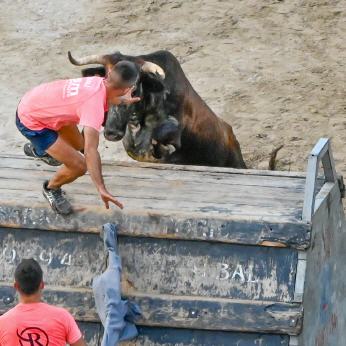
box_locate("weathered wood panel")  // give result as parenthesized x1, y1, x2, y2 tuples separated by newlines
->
(298, 182, 346, 345)
(0, 284, 302, 334)
(0, 228, 299, 302)
(78, 322, 102, 345)
(0, 155, 309, 221)
(0, 173, 307, 204)
(0, 195, 306, 222)
(0, 226, 302, 335)
(120, 236, 298, 302)
(7, 154, 342, 343)
(0, 155, 313, 254)
(130, 295, 303, 334)
(0, 174, 306, 218)
(121, 326, 290, 346)
(0, 156, 308, 191)
(0, 154, 307, 178)
(0, 285, 97, 321)
(0, 227, 106, 287)
(0, 206, 311, 249)
(0, 161, 307, 189)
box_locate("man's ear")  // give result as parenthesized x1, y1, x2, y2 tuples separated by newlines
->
(14, 281, 19, 290)
(39, 281, 44, 290)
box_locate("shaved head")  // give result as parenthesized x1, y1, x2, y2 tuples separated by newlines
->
(108, 60, 139, 88)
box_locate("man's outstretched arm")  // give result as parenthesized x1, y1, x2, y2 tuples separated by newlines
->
(83, 126, 124, 209)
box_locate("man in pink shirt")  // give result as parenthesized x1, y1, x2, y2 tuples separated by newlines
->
(16, 61, 140, 215)
(0, 259, 86, 346)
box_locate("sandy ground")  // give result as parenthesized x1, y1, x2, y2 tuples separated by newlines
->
(1, 0, 345, 174)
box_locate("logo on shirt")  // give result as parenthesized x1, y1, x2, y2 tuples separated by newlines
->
(17, 327, 49, 346)
(84, 77, 94, 88)
(64, 78, 81, 98)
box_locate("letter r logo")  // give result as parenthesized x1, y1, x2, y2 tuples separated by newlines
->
(17, 327, 49, 346)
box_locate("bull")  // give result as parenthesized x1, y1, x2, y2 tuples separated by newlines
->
(68, 50, 247, 168)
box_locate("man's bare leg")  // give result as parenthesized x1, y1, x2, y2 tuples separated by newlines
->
(58, 124, 84, 152)
(46, 136, 86, 189)
(42, 130, 86, 214)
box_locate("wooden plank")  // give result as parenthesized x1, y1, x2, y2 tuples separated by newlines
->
(0, 284, 98, 321)
(0, 154, 308, 178)
(0, 154, 311, 222)
(0, 167, 307, 200)
(122, 326, 290, 346)
(0, 182, 305, 223)
(0, 151, 307, 187)
(0, 190, 304, 220)
(129, 294, 303, 334)
(0, 285, 303, 334)
(0, 172, 306, 206)
(0, 227, 298, 302)
(302, 154, 319, 223)
(313, 182, 336, 215)
(0, 187, 304, 222)
(0, 189, 301, 223)
(0, 226, 303, 300)
(0, 157, 308, 190)
(120, 236, 298, 302)
(0, 164, 306, 218)
(0, 206, 311, 249)
(0, 227, 106, 287)
(78, 322, 102, 346)
(302, 138, 339, 223)
(310, 138, 329, 158)
(321, 143, 337, 183)
(298, 174, 346, 344)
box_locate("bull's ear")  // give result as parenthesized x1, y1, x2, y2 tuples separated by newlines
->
(81, 66, 106, 77)
(140, 73, 165, 93)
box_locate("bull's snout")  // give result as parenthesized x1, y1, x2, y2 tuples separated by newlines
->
(104, 130, 125, 141)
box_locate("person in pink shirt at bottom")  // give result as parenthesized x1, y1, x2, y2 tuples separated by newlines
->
(16, 61, 141, 215)
(0, 259, 86, 346)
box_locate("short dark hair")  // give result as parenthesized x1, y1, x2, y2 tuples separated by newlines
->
(112, 60, 139, 87)
(15, 259, 43, 295)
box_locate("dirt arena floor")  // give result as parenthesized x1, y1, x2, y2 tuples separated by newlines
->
(1, 0, 345, 175)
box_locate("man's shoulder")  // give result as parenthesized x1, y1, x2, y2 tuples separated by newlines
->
(0, 305, 20, 320)
(82, 76, 105, 90)
(0, 311, 9, 321)
(0, 303, 70, 316)
(40, 302, 71, 315)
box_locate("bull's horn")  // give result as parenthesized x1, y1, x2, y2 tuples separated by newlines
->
(141, 61, 165, 79)
(68, 51, 106, 66)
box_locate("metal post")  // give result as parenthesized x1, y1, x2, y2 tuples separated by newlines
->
(302, 138, 338, 223)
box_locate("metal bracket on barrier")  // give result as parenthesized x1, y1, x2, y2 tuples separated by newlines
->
(302, 138, 338, 223)
(289, 336, 299, 345)
(293, 251, 307, 302)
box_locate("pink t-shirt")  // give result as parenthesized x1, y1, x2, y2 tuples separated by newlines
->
(0, 302, 82, 346)
(18, 76, 108, 131)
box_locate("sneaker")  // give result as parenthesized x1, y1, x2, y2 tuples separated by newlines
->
(42, 180, 73, 215)
(24, 143, 62, 166)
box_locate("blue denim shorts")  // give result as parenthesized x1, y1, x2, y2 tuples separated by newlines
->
(16, 112, 58, 156)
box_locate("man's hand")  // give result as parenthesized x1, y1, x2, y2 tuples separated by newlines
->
(119, 87, 141, 105)
(99, 187, 124, 210)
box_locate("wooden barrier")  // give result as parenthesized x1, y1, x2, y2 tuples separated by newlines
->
(0, 138, 345, 345)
